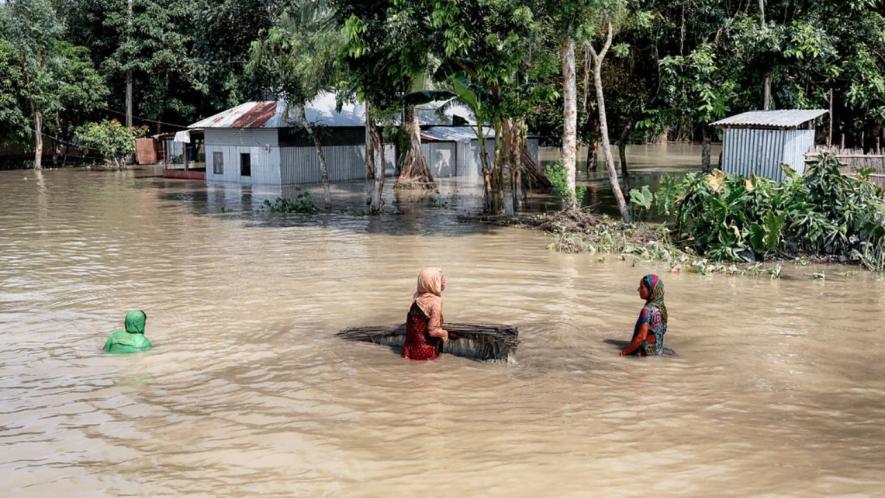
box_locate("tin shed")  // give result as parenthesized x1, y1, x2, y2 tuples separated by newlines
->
(711, 109, 827, 181)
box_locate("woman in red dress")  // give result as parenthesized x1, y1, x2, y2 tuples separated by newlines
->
(402, 268, 449, 361)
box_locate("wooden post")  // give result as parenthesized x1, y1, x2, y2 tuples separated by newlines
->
(840, 133, 845, 150)
(876, 137, 881, 155)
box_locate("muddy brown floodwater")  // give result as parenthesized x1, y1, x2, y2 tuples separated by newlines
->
(1, 165, 884, 497)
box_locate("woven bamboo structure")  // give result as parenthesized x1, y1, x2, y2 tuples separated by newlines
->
(337, 322, 519, 362)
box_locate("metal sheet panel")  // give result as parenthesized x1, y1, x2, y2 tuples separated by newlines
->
(425, 142, 456, 177)
(712, 109, 827, 129)
(722, 128, 791, 180)
(279, 145, 366, 184)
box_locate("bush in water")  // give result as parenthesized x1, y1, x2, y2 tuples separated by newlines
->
(545, 160, 587, 207)
(262, 193, 319, 214)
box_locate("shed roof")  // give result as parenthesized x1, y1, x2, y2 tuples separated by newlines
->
(711, 109, 827, 129)
(421, 126, 494, 142)
(189, 92, 476, 129)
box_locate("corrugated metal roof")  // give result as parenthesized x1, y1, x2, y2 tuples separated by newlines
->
(189, 92, 477, 129)
(711, 109, 827, 129)
(421, 126, 494, 142)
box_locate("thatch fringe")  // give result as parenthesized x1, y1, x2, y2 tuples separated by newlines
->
(337, 322, 519, 363)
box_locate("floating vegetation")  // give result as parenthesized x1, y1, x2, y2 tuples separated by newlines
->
(261, 193, 319, 214)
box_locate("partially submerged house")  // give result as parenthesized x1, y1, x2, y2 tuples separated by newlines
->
(189, 93, 391, 185)
(187, 92, 540, 185)
(711, 109, 828, 180)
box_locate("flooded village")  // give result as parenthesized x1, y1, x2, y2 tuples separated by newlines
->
(2, 0, 885, 496)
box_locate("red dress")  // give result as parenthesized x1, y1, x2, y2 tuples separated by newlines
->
(402, 302, 441, 360)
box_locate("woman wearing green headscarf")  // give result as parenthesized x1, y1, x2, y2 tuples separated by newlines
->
(103, 310, 152, 353)
(620, 275, 668, 356)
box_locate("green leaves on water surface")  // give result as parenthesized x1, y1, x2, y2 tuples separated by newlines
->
(636, 153, 885, 271)
(261, 193, 319, 214)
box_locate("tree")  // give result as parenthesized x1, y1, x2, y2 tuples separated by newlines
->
(76, 119, 143, 168)
(424, 0, 554, 214)
(334, 1, 403, 214)
(64, 0, 205, 128)
(1, 0, 107, 170)
(249, 2, 344, 210)
(587, 18, 632, 222)
(660, 43, 735, 172)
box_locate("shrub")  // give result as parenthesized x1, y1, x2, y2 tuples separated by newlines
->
(262, 193, 319, 213)
(648, 153, 885, 270)
(545, 160, 586, 207)
(75, 120, 145, 168)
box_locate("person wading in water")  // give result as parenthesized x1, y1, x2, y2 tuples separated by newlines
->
(402, 268, 449, 361)
(621, 274, 668, 357)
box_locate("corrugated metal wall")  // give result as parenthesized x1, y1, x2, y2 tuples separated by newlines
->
(421, 142, 457, 177)
(205, 144, 280, 184)
(781, 129, 814, 175)
(722, 128, 815, 181)
(279, 145, 364, 184)
(422, 138, 539, 179)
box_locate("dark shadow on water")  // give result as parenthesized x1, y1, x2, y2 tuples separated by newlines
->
(603, 338, 677, 356)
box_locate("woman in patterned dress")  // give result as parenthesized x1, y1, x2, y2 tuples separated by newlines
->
(621, 274, 668, 356)
(402, 268, 449, 361)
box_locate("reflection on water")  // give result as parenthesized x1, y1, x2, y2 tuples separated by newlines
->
(538, 143, 723, 214)
(1, 164, 884, 497)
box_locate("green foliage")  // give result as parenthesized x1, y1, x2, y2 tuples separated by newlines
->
(545, 160, 586, 206)
(649, 154, 885, 270)
(0, 0, 107, 147)
(75, 120, 143, 167)
(262, 193, 319, 214)
(629, 185, 653, 212)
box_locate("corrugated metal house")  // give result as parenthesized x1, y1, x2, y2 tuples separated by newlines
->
(189, 92, 539, 185)
(711, 109, 827, 181)
(419, 126, 541, 178)
(189, 93, 396, 185)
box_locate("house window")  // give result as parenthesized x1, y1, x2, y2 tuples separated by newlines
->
(240, 153, 251, 177)
(212, 152, 223, 175)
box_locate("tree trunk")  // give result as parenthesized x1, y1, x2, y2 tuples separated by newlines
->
(512, 118, 526, 211)
(701, 127, 712, 172)
(499, 118, 515, 215)
(561, 35, 578, 208)
(827, 87, 833, 147)
(760, 0, 773, 111)
(589, 23, 631, 223)
(367, 105, 385, 214)
(763, 71, 772, 110)
(33, 109, 43, 171)
(395, 105, 436, 190)
(476, 124, 494, 213)
(125, 0, 134, 127)
(364, 104, 375, 180)
(581, 44, 591, 115)
(296, 105, 331, 210)
(586, 136, 598, 173)
(618, 123, 633, 177)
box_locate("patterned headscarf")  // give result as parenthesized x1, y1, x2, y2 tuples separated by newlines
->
(642, 274, 668, 326)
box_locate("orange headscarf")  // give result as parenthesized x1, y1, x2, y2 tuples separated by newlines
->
(412, 267, 444, 317)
